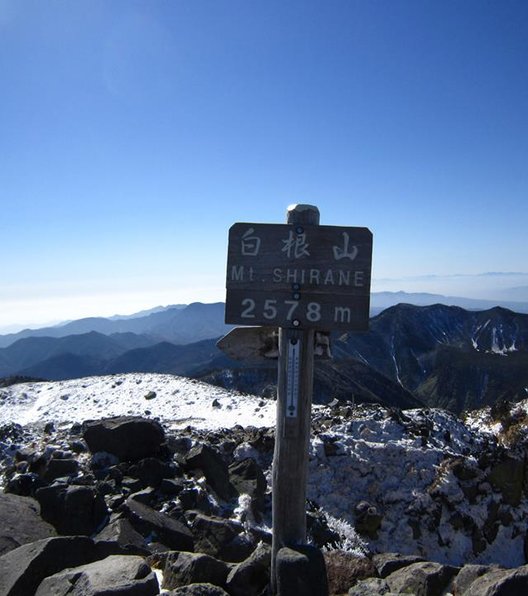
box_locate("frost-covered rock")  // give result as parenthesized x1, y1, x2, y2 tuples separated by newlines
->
(3, 373, 528, 593)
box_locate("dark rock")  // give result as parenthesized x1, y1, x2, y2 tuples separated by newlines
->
(91, 451, 120, 469)
(5, 472, 45, 496)
(449, 511, 474, 532)
(69, 439, 88, 454)
(35, 554, 159, 595)
(228, 458, 267, 517)
(178, 487, 213, 514)
(122, 476, 145, 492)
(162, 551, 229, 590)
(128, 457, 178, 489)
(0, 536, 126, 596)
(122, 497, 194, 552)
(129, 488, 156, 506)
(324, 551, 376, 594)
(165, 584, 230, 595)
(488, 456, 525, 506)
(354, 501, 382, 538)
(191, 513, 248, 562)
(70, 422, 83, 435)
(0, 493, 56, 556)
(42, 457, 79, 482)
(323, 437, 341, 457)
(168, 436, 193, 457)
(472, 527, 487, 556)
(385, 561, 458, 596)
(161, 478, 185, 496)
(27, 452, 48, 475)
(461, 482, 479, 503)
(35, 484, 108, 535)
(95, 516, 149, 554)
(275, 545, 328, 596)
(225, 542, 271, 596)
(452, 564, 503, 595)
(347, 578, 392, 595)
(464, 565, 528, 595)
(83, 417, 165, 462)
(451, 457, 479, 481)
(497, 504, 514, 526)
(97, 478, 118, 496)
(14, 446, 36, 463)
(184, 444, 237, 501)
(307, 510, 341, 548)
(108, 494, 127, 511)
(106, 464, 124, 483)
(372, 552, 426, 578)
(483, 502, 501, 544)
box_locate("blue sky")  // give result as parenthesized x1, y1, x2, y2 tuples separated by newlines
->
(1, 0, 527, 330)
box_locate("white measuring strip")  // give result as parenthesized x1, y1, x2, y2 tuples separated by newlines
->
(286, 338, 301, 418)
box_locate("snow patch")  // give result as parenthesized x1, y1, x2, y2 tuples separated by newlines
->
(0, 373, 276, 430)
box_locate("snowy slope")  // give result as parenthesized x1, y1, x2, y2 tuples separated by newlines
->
(0, 373, 276, 430)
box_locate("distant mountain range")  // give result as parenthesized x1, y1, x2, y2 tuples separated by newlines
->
(1, 298, 527, 414)
(334, 303, 528, 413)
(369, 290, 528, 315)
(2, 291, 527, 350)
(0, 302, 230, 349)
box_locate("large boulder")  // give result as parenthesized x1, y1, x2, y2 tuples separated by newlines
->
(35, 484, 108, 535)
(324, 551, 376, 595)
(83, 417, 165, 462)
(122, 497, 194, 552)
(453, 564, 504, 595)
(35, 554, 159, 595)
(0, 493, 56, 556)
(183, 444, 237, 501)
(225, 542, 271, 596)
(95, 516, 150, 553)
(162, 551, 229, 591)
(275, 545, 328, 596)
(42, 456, 80, 483)
(0, 536, 124, 596)
(372, 552, 426, 578)
(385, 561, 458, 596)
(191, 513, 250, 562)
(464, 565, 528, 595)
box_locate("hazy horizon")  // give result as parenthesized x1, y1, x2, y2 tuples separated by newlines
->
(2, 271, 528, 334)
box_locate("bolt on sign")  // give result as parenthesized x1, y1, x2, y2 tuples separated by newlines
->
(225, 223, 373, 330)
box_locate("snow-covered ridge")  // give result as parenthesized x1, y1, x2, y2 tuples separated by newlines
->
(0, 373, 276, 430)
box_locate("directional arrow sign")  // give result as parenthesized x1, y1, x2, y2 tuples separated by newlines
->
(216, 326, 333, 361)
(216, 326, 279, 361)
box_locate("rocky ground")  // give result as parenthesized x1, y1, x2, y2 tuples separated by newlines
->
(2, 375, 528, 594)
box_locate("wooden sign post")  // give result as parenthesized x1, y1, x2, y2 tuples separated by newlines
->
(271, 204, 319, 593)
(222, 204, 373, 594)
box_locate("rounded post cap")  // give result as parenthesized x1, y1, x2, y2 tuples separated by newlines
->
(286, 204, 320, 225)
